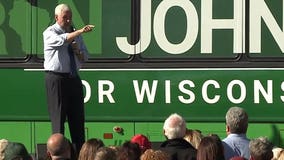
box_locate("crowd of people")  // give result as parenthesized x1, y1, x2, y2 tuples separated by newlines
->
(0, 106, 284, 160)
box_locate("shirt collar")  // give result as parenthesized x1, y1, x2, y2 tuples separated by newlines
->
(228, 133, 247, 138)
(54, 22, 66, 34)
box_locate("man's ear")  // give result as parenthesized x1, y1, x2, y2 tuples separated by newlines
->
(226, 125, 230, 134)
(163, 129, 168, 139)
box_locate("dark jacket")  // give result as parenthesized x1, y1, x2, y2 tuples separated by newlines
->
(159, 138, 197, 160)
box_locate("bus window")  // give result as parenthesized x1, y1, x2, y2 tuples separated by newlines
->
(0, 0, 31, 59)
(248, 0, 283, 58)
(138, 0, 242, 59)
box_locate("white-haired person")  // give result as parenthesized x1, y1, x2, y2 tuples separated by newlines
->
(159, 113, 197, 160)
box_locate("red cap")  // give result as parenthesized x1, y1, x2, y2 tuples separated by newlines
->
(130, 134, 151, 151)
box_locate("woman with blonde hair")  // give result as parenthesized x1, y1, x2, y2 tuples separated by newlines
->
(141, 149, 170, 160)
(78, 138, 104, 160)
(272, 147, 284, 160)
(184, 129, 203, 149)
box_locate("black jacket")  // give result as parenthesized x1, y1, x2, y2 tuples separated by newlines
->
(159, 138, 197, 160)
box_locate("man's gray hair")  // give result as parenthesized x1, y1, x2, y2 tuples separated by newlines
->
(249, 137, 273, 160)
(55, 4, 71, 16)
(163, 113, 186, 139)
(225, 106, 248, 134)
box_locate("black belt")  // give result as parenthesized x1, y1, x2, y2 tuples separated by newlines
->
(45, 71, 75, 77)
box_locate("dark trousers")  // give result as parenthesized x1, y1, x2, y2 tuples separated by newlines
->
(45, 71, 85, 151)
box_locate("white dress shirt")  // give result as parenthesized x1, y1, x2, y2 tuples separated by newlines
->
(43, 23, 89, 73)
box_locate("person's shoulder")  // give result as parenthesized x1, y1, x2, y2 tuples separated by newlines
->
(179, 138, 196, 149)
(43, 24, 62, 35)
(222, 135, 230, 142)
(43, 25, 55, 34)
(230, 134, 250, 143)
(222, 135, 236, 147)
(223, 134, 240, 141)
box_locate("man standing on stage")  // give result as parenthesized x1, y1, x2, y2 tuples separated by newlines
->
(43, 3, 94, 152)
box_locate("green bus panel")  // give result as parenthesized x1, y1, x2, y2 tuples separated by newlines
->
(0, 70, 47, 120)
(81, 69, 284, 122)
(1, 69, 284, 122)
(0, 122, 32, 152)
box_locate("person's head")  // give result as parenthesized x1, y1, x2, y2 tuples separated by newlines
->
(249, 137, 273, 160)
(184, 129, 203, 149)
(140, 149, 170, 160)
(0, 139, 32, 160)
(163, 113, 186, 139)
(197, 134, 224, 160)
(225, 106, 248, 134)
(47, 133, 71, 160)
(130, 134, 151, 153)
(94, 147, 116, 160)
(117, 141, 141, 160)
(54, 4, 72, 31)
(78, 138, 104, 160)
(272, 147, 284, 160)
